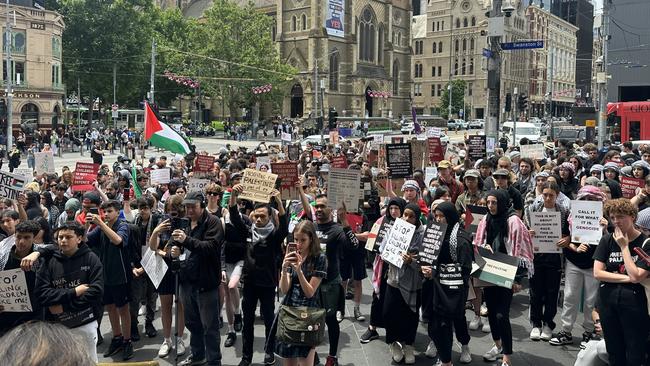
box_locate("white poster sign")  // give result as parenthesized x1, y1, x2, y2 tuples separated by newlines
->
(380, 218, 416, 268)
(0, 269, 32, 312)
(140, 249, 169, 289)
(281, 132, 292, 142)
(327, 168, 361, 212)
(530, 211, 562, 253)
(520, 143, 545, 160)
(150, 168, 171, 185)
(34, 151, 55, 175)
(0, 170, 27, 200)
(426, 127, 442, 138)
(425, 166, 438, 185)
(571, 200, 603, 245)
(187, 178, 210, 192)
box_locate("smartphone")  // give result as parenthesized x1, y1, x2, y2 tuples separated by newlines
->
(88, 207, 99, 215)
(123, 188, 130, 201)
(171, 217, 190, 232)
(287, 242, 297, 253)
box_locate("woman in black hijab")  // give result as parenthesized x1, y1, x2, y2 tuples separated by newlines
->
(422, 202, 473, 366)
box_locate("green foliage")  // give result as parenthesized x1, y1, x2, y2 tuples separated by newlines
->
(440, 79, 467, 119)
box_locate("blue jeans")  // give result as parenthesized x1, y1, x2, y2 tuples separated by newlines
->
(180, 284, 221, 365)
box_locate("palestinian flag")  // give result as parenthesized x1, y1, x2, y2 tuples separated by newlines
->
(131, 165, 142, 199)
(144, 102, 193, 155)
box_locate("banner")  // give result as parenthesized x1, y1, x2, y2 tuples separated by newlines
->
(194, 155, 214, 174)
(381, 218, 416, 268)
(530, 212, 562, 253)
(570, 200, 603, 245)
(0, 269, 32, 312)
(72, 162, 99, 192)
(34, 151, 55, 175)
(239, 169, 278, 203)
(325, 0, 345, 37)
(187, 178, 210, 192)
(419, 222, 447, 265)
(428, 137, 445, 163)
(473, 248, 519, 289)
(386, 143, 412, 179)
(620, 176, 644, 199)
(327, 168, 361, 212)
(520, 143, 545, 160)
(140, 249, 168, 289)
(467, 135, 486, 160)
(149, 168, 171, 185)
(271, 162, 299, 200)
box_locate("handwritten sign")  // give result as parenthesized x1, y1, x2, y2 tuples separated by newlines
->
(0, 269, 32, 312)
(386, 143, 412, 179)
(520, 144, 545, 160)
(271, 162, 299, 200)
(140, 249, 168, 289)
(187, 178, 210, 192)
(428, 137, 445, 163)
(240, 168, 278, 203)
(530, 212, 562, 253)
(419, 222, 447, 265)
(34, 151, 55, 175)
(149, 168, 171, 185)
(620, 176, 644, 199)
(327, 168, 361, 212)
(0, 171, 27, 200)
(467, 135, 486, 160)
(194, 155, 215, 173)
(473, 248, 519, 289)
(571, 200, 603, 245)
(426, 127, 441, 138)
(381, 218, 416, 268)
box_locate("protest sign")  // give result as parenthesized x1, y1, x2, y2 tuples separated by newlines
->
(12, 168, 33, 180)
(486, 136, 496, 153)
(530, 211, 562, 253)
(426, 127, 441, 138)
(287, 144, 301, 161)
(473, 248, 519, 289)
(194, 155, 214, 174)
(571, 200, 603, 245)
(620, 176, 644, 199)
(371, 134, 384, 145)
(0, 269, 32, 312)
(381, 218, 416, 268)
(330, 155, 348, 169)
(281, 132, 292, 142)
(391, 137, 404, 144)
(425, 166, 438, 186)
(329, 130, 339, 145)
(34, 151, 55, 175)
(240, 168, 278, 203)
(445, 144, 461, 165)
(187, 178, 210, 192)
(72, 162, 99, 192)
(411, 140, 427, 171)
(256, 155, 272, 172)
(327, 168, 361, 212)
(140, 249, 169, 289)
(464, 205, 487, 235)
(428, 137, 445, 163)
(520, 144, 545, 160)
(0, 171, 27, 200)
(467, 135, 486, 160)
(271, 161, 299, 200)
(365, 221, 383, 251)
(386, 143, 412, 179)
(149, 168, 171, 185)
(419, 222, 447, 265)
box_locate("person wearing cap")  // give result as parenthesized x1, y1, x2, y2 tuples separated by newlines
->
(169, 190, 225, 366)
(455, 169, 484, 216)
(508, 151, 521, 174)
(492, 168, 524, 217)
(436, 160, 464, 204)
(589, 164, 604, 180)
(603, 162, 620, 182)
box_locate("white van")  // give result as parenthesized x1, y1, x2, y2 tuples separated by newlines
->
(501, 121, 541, 145)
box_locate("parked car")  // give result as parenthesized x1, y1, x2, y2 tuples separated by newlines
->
(447, 120, 459, 130)
(300, 134, 347, 149)
(468, 119, 485, 129)
(455, 119, 468, 129)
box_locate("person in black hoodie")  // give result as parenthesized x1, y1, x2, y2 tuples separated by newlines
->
(229, 184, 288, 366)
(35, 221, 103, 363)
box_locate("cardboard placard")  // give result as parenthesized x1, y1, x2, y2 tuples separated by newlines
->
(620, 176, 644, 199)
(330, 155, 348, 169)
(386, 143, 413, 179)
(327, 168, 361, 212)
(194, 155, 215, 173)
(520, 144, 546, 160)
(271, 162, 299, 200)
(570, 200, 603, 245)
(411, 139, 427, 171)
(428, 137, 445, 163)
(530, 211, 562, 253)
(34, 151, 55, 175)
(140, 248, 169, 289)
(240, 168, 278, 203)
(72, 162, 99, 192)
(467, 135, 486, 160)
(0, 269, 32, 312)
(473, 247, 519, 289)
(419, 222, 447, 265)
(149, 168, 171, 185)
(380, 218, 416, 268)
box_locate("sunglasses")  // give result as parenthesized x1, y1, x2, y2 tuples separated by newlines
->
(207, 192, 220, 196)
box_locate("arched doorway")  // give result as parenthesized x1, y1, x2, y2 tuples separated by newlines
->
(21, 103, 39, 132)
(290, 84, 303, 118)
(52, 105, 61, 131)
(365, 86, 373, 117)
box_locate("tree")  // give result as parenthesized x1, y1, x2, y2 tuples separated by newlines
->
(440, 79, 467, 119)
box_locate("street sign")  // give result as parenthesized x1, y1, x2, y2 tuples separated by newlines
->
(482, 48, 493, 58)
(500, 40, 544, 50)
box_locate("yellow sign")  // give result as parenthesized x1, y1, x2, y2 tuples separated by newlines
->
(239, 168, 278, 203)
(585, 119, 596, 128)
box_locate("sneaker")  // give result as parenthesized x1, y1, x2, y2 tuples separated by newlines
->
(177, 338, 186, 356)
(425, 340, 438, 358)
(179, 355, 207, 366)
(158, 340, 171, 358)
(336, 311, 344, 323)
(264, 353, 276, 365)
(324, 355, 338, 366)
(359, 328, 379, 343)
(459, 344, 472, 364)
(482, 344, 503, 362)
(580, 331, 593, 349)
(354, 307, 365, 322)
(138, 304, 146, 316)
(530, 327, 541, 341)
(549, 331, 573, 346)
(403, 344, 415, 364)
(122, 340, 134, 361)
(390, 342, 404, 363)
(541, 326, 553, 341)
(238, 359, 251, 366)
(480, 304, 488, 316)
(481, 317, 491, 333)
(103, 336, 124, 357)
(224, 332, 236, 347)
(234, 313, 243, 332)
(468, 314, 482, 330)
(131, 326, 141, 342)
(145, 322, 157, 338)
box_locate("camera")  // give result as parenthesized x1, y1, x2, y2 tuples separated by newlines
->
(170, 217, 190, 233)
(501, 0, 515, 17)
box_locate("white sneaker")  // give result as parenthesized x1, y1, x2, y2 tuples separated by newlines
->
(468, 314, 481, 330)
(425, 340, 438, 358)
(482, 344, 502, 362)
(459, 344, 472, 364)
(176, 338, 186, 356)
(541, 325, 553, 341)
(336, 310, 344, 323)
(158, 340, 171, 358)
(390, 342, 404, 363)
(138, 304, 146, 316)
(480, 304, 488, 316)
(530, 327, 541, 341)
(481, 317, 491, 333)
(403, 344, 415, 364)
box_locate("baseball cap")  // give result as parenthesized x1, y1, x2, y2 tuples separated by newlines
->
(183, 190, 205, 205)
(231, 173, 243, 181)
(493, 168, 510, 177)
(438, 160, 452, 169)
(464, 169, 480, 179)
(82, 192, 102, 206)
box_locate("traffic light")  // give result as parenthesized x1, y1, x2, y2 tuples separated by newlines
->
(505, 93, 512, 112)
(328, 107, 338, 129)
(518, 94, 529, 110)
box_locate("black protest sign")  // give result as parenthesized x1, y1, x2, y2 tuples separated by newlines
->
(386, 143, 413, 179)
(419, 222, 447, 265)
(467, 135, 486, 160)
